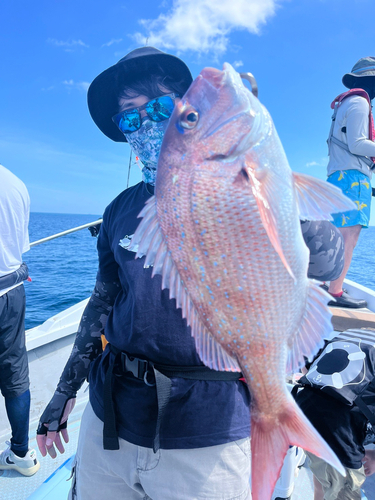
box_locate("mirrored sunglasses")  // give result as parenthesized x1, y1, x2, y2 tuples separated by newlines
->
(112, 93, 180, 134)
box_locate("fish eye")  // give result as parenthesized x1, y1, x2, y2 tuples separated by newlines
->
(180, 107, 199, 129)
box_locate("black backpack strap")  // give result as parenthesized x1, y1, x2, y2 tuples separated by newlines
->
(355, 396, 375, 427)
(103, 349, 121, 450)
(153, 368, 172, 453)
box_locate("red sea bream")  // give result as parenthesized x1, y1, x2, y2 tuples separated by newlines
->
(129, 63, 354, 499)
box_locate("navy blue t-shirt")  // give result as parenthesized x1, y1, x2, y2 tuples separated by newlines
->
(89, 182, 251, 449)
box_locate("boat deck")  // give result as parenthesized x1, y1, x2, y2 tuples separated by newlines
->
(1, 287, 375, 499)
(0, 335, 88, 500)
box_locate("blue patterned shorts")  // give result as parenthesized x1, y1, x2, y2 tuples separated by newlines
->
(327, 170, 371, 228)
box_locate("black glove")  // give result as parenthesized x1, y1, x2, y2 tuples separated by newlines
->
(37, 390, 76, 458)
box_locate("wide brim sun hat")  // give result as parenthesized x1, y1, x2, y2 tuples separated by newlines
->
(342, 56, 375, 89)
(87, 46, 193, 142)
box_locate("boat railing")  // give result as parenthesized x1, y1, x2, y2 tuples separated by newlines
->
(29, 218, 103, 248)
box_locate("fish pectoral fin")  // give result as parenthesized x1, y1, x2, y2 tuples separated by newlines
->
(293, 172, 356, 220)
(243, 161, 296, 281)
(251, 394, 344, 500)
(287, 281, 333, 373)
(129, 195, 240, 373)
(189, 308, 241, 372)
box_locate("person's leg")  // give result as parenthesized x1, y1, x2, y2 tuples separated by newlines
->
(140, 438, 251, 500)
(0, 286, 30, 454)
(307, 452, 365, 500)
(5, 389, 30, 457)
(328, 224, 362, 294)
(300, 220, 344, 282)
(325, 170, 371, 307)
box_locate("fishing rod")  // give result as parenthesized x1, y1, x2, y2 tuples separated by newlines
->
(29, 219, 103, 248)
(127, 149, 133, 189)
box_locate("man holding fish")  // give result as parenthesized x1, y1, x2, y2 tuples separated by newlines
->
(37, 46, 351, 500)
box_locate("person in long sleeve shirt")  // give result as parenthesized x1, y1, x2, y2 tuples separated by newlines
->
(326, 57, 375, 309)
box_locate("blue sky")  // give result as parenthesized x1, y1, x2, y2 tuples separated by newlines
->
(1, 0, 375, 222)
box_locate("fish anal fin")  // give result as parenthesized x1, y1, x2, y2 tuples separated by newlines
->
(287, 281, 333, 373)
(251, 394, 344, 500)
(243, 161, 295, 281)
(293, 172, 356, 220)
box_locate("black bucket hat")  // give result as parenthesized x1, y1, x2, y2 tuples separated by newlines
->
(342, 56, 375, 89)
(87, 46, 193, 142)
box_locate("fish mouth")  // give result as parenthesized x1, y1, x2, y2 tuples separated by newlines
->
(199, 64, 258, 159)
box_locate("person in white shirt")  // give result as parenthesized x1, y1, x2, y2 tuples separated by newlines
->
(325, 57, 375, 308)
(0, 164, 40, 476)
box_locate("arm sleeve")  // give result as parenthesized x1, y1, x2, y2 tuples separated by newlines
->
(56, 210, 120, 396)
(346, 97, 375, 157)
(56, 278, 121, 397)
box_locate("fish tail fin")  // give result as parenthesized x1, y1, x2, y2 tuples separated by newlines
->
(251, 396, 345, 500)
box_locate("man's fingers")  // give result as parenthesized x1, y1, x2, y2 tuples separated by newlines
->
(36, 434, 47, 457)
(45, 431, 58, 458)
(54, 432, 65, 455)
(47, 445, 57, 459)
(46, 430, 57, 448)
(61, 427, 69, 444)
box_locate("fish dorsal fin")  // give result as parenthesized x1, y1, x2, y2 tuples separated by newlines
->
(129, 196, 241, 373)
(243, 161, 296, 281)
(292, 172, 356, 220)
(287, 281, 333, 373)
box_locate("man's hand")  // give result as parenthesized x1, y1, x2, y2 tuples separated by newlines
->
(37, 393, 76, 458)
(362, 448, 375, 476)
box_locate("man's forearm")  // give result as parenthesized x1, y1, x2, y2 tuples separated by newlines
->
(56, 279, 121, 395)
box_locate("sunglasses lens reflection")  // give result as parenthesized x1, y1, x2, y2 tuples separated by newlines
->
(146, 96, 175, 122)
(116, 110, 141, 133)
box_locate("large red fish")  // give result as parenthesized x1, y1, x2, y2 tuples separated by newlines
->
(130, 63, 354, 499)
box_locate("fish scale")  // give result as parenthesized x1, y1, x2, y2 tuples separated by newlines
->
(161, 168, 301, 361)
(130, 62, 356, 499)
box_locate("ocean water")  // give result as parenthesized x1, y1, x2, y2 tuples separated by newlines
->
(25, 212, 100, 329)
(24, 212, 375, 330)
(346, 225, 375, 291)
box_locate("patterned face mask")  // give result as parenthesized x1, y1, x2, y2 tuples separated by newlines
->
(125, 119, 169, 186)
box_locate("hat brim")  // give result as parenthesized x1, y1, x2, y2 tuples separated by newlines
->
(87, 52, 193, 142)
(342, 71, 375, 89)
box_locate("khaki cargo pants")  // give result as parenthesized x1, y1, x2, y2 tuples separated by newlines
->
(69, 402, 251, 500)
(306, 451, 366, 500)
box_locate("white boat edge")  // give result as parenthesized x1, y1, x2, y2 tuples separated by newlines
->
(25, 298, 89, 351)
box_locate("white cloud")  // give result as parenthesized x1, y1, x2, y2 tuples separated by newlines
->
(305, 158, 328, 168)
(132, 0, 280, 54)
(47, 38, 89, 50)
(101, 38, 123, 48)
(233, 60, 244, 68)
(63, 80, 90, 92)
